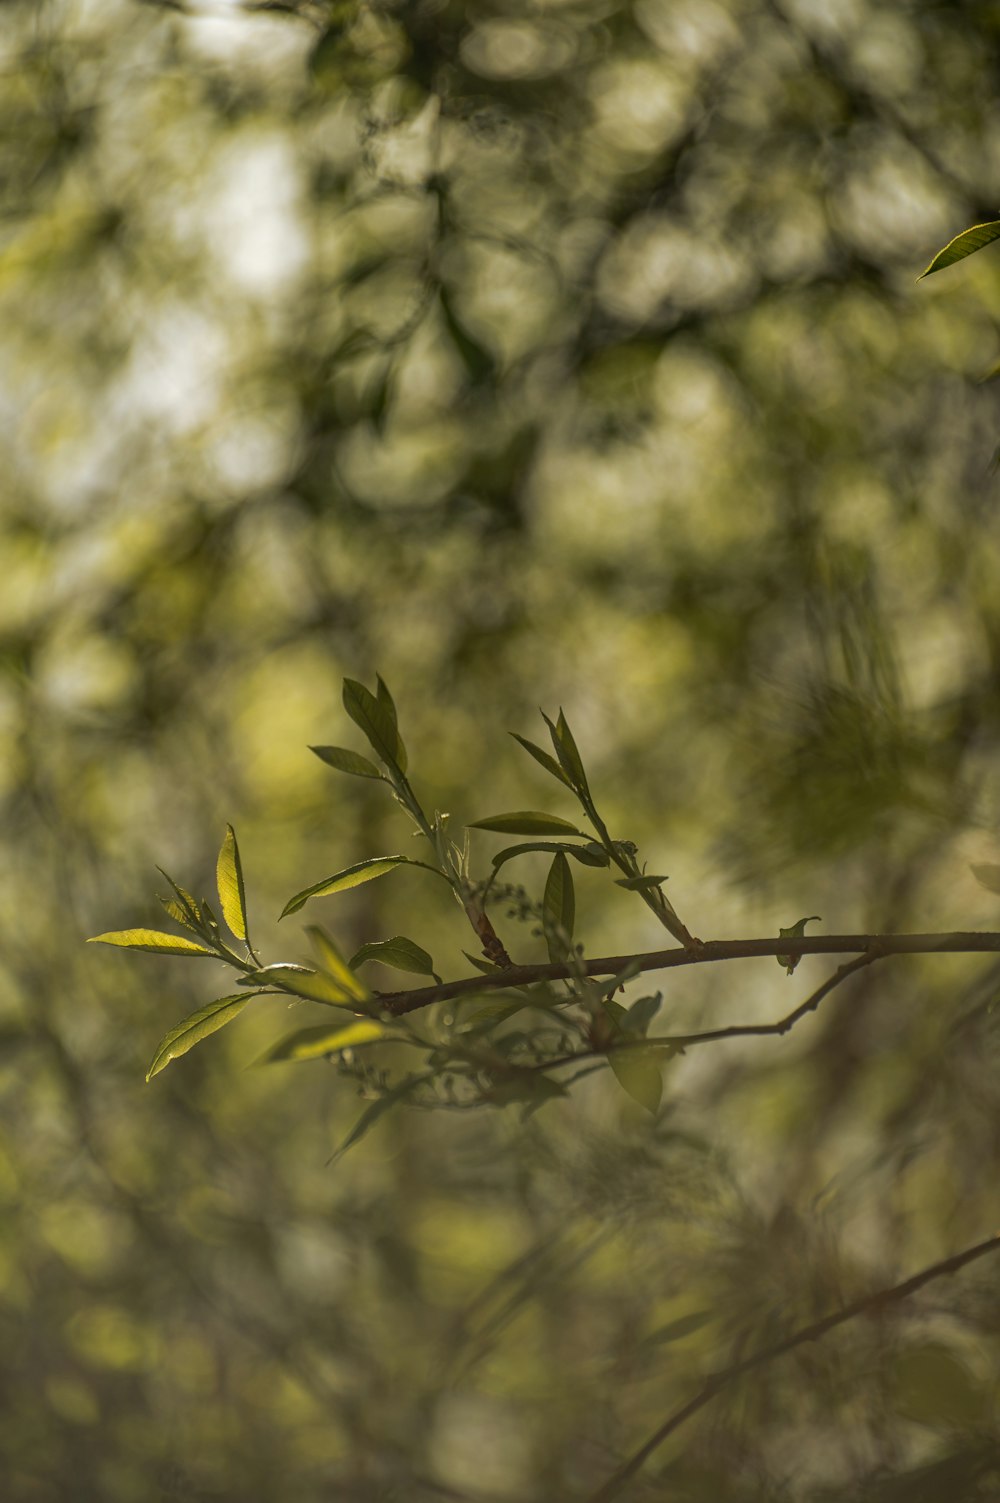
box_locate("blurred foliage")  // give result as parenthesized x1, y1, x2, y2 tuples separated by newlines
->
(3, 0, 1000, 1497)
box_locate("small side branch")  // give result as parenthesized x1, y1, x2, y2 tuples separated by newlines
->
(375, 932, 1000, 1017)
(587, 1231, 1000, 1503)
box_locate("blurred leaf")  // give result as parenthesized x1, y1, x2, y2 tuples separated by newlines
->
(918, 221, 1000, 279)
(626, 994, 662, 1035)
(87, 929, 215, 957)
(306, 925, 370, 1004)
(257, 1019, 386, 1064)
(215, 825, 249, 945)
(491, 840, 609, 872)
(439, 284, 495, 384)
(893, 1342, 989, 1428)
(330, 1074, 431, 1163)
(510, 732, 573, 788)
(310, 745, 385, 780)
(543, 851, 575, 962)
(776, 916, 822, 974)
(146, 994, 256, 1081)
(641, 1311, 713, 1347)
(971, 863, 1000, 896)
(470, 812, 585, 836)
(615, 875, 669, 891)
(608, 1044, 663, 1115)
(350, 935, 440, 982)
(342, 677, 407, 773)
(280, 856, 410, 918)
(484, 1070, 568, 1107)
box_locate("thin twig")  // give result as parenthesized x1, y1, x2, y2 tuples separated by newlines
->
(375, 932, 1000, 1017)
(536, 952, 880, 1072)
(587, 1231, 1000, 1503)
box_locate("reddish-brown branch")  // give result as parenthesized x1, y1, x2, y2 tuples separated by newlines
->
(375, 932, 1000, 1016)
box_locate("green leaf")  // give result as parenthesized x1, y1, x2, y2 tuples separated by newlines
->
(491, 841, 609, 873)
(349, 936, 440, 982)
(510, 733, 572, 788)
(155, 869, 202, 928)
(470, 812, 585, 837)
(541, 708, 590, 794)
(463, 950, 502, 975)
(776, 915, 822, 974)
(342, 677, 406, 772)
(330, 1073, 431, 1162)
(484, 1070, 568, 1108)
(158, 896, 197, 930)
(542, 851, 575, 963)
(641, 1311, 713, 1348)
(893, 1342, 989, 1428)
(918, 220, 1000, 279)
(971, 863, 1000, 896)
(257, 1019, 386, 1064)
(88, 929, 216, 957)
(146, 994, 257, 1080)
(608, 1044, 663, 1114)
(306, 926, 370, 1004)
(240, 962, 360, 1007)
(626, 993, 662, 1035)
(310, 745, 385, 780)
(216, 824, 249, 944)
(614, 875, 669, 891)
(376, 674, 398, 728)
(280, 856, 410, 918)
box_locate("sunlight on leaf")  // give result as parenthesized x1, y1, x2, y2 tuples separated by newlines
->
(256, 1019, 386, 1064)
(280, 856, 410, 918)
(216, 825, 249, 944)
(349, 936, 440, 982)
(306, 925, 371, 1003)
(87, 929, 216, 956)
(918, 220, 1000, 279)
(146, 994, 258, 1080)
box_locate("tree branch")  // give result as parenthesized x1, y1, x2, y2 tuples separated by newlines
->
(588, 1231, 1000, 1503)
(375, 932, 1000, 1017)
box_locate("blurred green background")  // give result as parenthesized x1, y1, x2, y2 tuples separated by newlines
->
(3, 0, 1000, 1497)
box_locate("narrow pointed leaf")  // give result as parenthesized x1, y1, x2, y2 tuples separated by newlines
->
(614, 875, 669, 891)
(260, 962, 361, 1007)
(463, 950, 502, 975)
(491, 841, 609, 872)
(280, 856, 409, 918)
(918, 220, 1000, 279)
(159, 896, 197, 930)
(608, 1045, 663, 1114)
(542, 851, 575, 962)
(306, 925, 370, 1003)
(342, 678, 407, 772)
(146, 993, 257, 1080)
(310, 745, 385, 780)
(216, 824, 249, 944)
(156, 869, 202, 928)
(971, 863, 1000, 896)
(554, 709, 590, 793)
(776, 915, 822, 974)
(330, 1073, 431, 1162)
(510, 733, 572, 788)
(349, 936, 440, 982)
(626, 993, 662, 1036)
(88, 929, 216, 956)
(257, 1019, 386, 1064)
(470, 812, 585, 837)
(375, 674, 398, 728)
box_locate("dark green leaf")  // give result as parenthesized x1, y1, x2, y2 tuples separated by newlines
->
(280, 856, 409, 918)
(470, 811, 585, 836)
(216, 824, 249, 945)
(463, 950, 502, 975)
(608, 1045, 663, 1115)
(310, 745, 385, 780)
(776, 915, 822, 974)
(626, 994, 662, 1036)
(614, 875, 669, 891)
(542, 708, 590, 794)
(491, 840, 609, 872)
(641, 1311, 712, 1347)
(350, 935, 440, 982)
(257, 1019, 386, 1064)
(971, 863, 1000, 896)
(330, 1073, 431, 1162)
(510, 733, 572, 788)
(484, 1070, 568, 1107)
(342, 677, 407, 773)
(88, 928, 216, 957)
(376, 674, 397, 727)
(146, 994, 257, 1080)
(918, 220, 1000, 279)
(542, 851, 575, 962)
